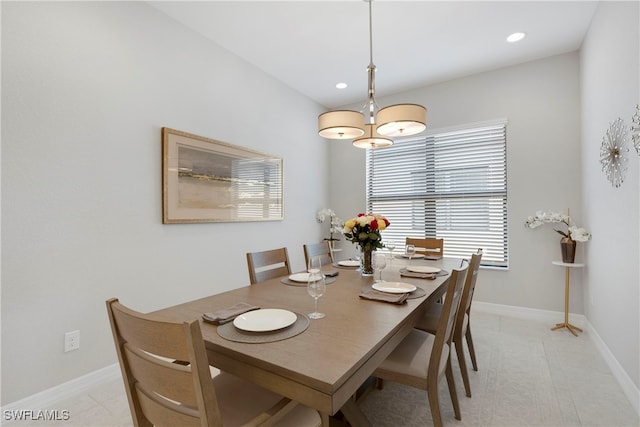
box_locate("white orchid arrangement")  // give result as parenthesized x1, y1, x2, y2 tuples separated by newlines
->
(524, 210, 591, 242)
(316, 208, 343, 243)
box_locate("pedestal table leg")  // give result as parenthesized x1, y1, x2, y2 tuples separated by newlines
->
(550, 267, 582, 336)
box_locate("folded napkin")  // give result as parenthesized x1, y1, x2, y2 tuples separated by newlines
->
(202, 302, 260, 325)
(400, 268, 448, 280)
(400, 269, 437, 280)
(359, 288, 408, 304)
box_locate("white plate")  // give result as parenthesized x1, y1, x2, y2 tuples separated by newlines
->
(400, 253, 425, 259)
(372, 282, 417, 294)
(338, 260, 360, 267)
(407, 265, 440, 274)
(288, 272, 311, 282)
(233, 309, 297, 332)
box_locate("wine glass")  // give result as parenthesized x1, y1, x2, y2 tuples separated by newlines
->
(405, 244, 416, 265)
(386, 241, 396, 264)
(354, 245, 362, 271)
(307, 256, 326, 319)
(372, 252, 387, 283)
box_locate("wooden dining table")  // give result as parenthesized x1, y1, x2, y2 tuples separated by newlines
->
(153, 255, 461, 426)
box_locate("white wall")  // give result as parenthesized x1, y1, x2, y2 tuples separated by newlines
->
(330, 52, 586, 312)
(1, 2, 328, 404)
(580, 1, 640, 390)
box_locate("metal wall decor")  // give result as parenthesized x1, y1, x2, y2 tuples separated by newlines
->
(600, 117, 629, 188)
(631, 104, 640, 155)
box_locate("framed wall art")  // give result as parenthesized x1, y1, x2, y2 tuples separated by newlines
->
(162, 128, 284, 223)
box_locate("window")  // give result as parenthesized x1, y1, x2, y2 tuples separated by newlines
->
(366, 121, 508, 268)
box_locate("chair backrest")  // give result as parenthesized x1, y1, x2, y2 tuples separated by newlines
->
(405, 237, 444, 257)
(428, 260, 468, 379)
(303, 241, 333, 269)
(106, 298, 221, 427)
(455, 249, 483, 334)
(246, 247, 292, 284)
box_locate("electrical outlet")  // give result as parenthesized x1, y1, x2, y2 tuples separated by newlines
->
(64, 330, 80, 352)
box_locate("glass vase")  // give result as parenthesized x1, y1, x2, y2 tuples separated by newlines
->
(361, 247, 374, 276)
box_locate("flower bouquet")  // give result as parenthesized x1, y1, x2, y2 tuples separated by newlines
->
(525, 210, 591, 262)
(343, 213, 390, 275)
(316, 208, 343, 249)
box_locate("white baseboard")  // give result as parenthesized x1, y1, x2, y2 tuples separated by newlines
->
(473, 300, 587, 326)
(473, 301, 639, 416)
(3, 303, 639, 418)
(1, 364, 121, 414)
(584, 320, 640, 415)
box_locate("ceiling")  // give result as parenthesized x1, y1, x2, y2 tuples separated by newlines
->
(148, 1, 598, 109)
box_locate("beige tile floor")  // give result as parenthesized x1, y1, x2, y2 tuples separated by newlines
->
(5, 311, 639, 426)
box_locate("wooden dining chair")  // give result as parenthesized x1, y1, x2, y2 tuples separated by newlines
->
(106, 298, 321, 427)
(373, 261, 468, 427)
(414, 249, 483, 398)
(303, 241, 333, 269)
(406, 237, 444, 257)
(246, 247, 291, 284)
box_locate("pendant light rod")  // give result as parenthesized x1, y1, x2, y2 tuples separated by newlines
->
(366, 0, 376, 125)
(368, 0, 374, 66)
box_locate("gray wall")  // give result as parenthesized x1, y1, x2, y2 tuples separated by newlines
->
(580, 1, 639, 390)
(1, 1, 328, 404)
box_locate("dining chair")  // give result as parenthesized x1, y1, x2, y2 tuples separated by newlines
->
(303, 241, 333, 269)
(414, 249, 483, 398)
(405, 237, 444, 257)
(106, 298, 321, 427)
(246, 247, 292, 285)
(373, 261, 468, 427)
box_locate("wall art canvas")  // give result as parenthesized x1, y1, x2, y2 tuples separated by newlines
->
(162, 128, 284, 223)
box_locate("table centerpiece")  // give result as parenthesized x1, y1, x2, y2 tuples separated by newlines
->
(343, 213, 389, 276)
(525, 209, 591, 263)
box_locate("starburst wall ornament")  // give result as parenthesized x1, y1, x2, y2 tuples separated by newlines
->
(631, 104, 640, 155)
(600, 118, 629, 188)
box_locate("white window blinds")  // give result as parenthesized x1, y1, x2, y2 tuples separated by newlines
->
(366, 121, 508, 268)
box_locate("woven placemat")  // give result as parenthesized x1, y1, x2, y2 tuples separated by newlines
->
(362, 284, 427, 300)
(280, 276, 337, 286)
(407, 286, 427, 299)
(217, 312, 310, 343)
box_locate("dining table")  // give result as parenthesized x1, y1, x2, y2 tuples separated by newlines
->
(152, 254, 461, 426)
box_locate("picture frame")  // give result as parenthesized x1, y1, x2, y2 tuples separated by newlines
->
(162, 127, 284, 223)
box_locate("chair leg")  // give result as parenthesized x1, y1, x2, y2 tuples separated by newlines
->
(465, 327, 478, 372)
(454, 336, 472, 397)
(427, 374, 444, 427)
(445, 356, 461, 421)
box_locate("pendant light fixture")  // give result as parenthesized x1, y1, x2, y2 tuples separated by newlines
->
(317, 0, 427, 149)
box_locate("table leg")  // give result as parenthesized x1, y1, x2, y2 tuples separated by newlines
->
(550, 267, 582, 336)
(340, 398, 372, 427)
(320, 412, 330, 427)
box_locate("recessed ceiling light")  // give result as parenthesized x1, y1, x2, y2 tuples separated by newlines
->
(336, 82, 347, 89)
(507, 32, 526, 43)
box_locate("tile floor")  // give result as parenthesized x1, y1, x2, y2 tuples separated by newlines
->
(5, 311, 639, 426)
